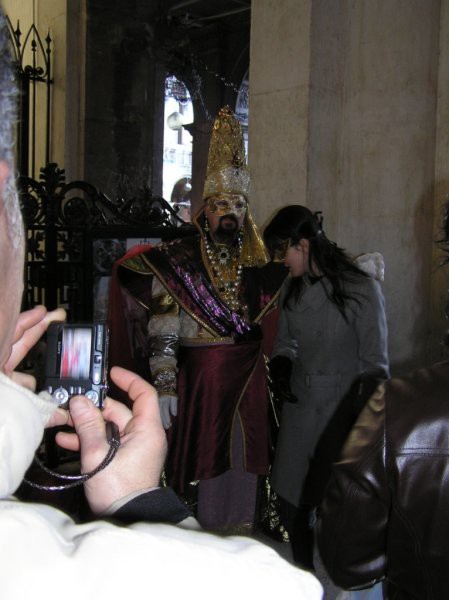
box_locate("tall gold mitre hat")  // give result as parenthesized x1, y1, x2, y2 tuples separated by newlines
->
(202, 106, 251, 200)
(201, 106, 269, 267)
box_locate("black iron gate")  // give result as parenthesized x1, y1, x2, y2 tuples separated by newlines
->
(18, 162, 194, 321)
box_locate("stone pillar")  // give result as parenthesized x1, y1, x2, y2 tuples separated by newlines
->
(83, 2, 157, 198)
(250, 0, 443, 372)
(65, 0, 86, 181)
(430, 0, 449, 363)
(314, 0, 440, 373)
(249, 0, 312, 228)
(185, 114, 212, 216)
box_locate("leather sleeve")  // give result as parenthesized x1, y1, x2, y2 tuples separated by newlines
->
(316, 384, 389, 590)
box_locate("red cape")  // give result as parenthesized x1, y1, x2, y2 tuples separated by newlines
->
(107, 244, 153, 404)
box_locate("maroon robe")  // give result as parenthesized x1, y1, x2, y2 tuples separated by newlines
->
(109, 234, 287, 494)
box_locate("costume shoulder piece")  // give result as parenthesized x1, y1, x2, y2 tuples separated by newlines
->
(119, 235, 254, 339)
(120, 252, 154, 275)
(120, 236, 200, 277)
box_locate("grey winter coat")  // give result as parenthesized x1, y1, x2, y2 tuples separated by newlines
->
(270, 274, 389, 507)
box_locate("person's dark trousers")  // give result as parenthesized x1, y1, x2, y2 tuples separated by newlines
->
(278, 496, 314, 571)
(291, 504, 315, 570)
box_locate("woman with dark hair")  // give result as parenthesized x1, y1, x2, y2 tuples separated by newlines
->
(264, 205, 389, 571)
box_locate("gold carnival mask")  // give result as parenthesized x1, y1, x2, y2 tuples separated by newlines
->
(206, 193, 247, 218)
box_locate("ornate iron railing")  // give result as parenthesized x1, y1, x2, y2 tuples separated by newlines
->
(18, 162, 194, 320)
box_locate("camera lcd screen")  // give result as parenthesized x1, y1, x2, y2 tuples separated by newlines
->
(60, 327, 92, 379)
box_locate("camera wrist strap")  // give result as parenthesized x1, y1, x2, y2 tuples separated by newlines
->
(22, 421, 121, 491)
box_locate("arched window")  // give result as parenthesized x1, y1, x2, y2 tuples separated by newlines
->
(235, 72, 249, 155)
(163, 75, 194, 220)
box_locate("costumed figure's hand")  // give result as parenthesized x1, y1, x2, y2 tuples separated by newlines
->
(152, 365, 178, 429)
(269, 355, 298, 404)
(3, 305, 66, 389)
(47, 366, 167, 514)
(159, 393, 178, 430)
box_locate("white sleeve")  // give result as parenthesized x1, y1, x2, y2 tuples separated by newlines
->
(0, 500, 323, 600)
(148, 277, 180, 394)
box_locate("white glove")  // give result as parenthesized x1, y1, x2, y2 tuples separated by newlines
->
(159, 394, 178, 429)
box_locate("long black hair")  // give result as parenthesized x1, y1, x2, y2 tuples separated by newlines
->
(264, 205, 368, 318)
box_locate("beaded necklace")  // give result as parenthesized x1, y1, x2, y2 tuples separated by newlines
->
(203, 226, 244, 312)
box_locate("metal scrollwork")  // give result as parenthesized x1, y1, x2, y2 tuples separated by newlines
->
(20, 163, 188, 229)
(19, 162, 194, 320)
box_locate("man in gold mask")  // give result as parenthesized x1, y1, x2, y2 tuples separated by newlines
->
(112, 107, 287, 532)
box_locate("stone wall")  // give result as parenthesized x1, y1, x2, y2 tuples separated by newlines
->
(4, 0, 67, 175)
(250, 0, 448, 372)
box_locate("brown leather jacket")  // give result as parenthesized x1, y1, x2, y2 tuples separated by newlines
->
(317, 361, 449, 600)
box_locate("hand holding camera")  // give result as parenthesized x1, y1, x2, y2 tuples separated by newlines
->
(48, 366, 167, 514)
(45, 322, 109, 408)
(9, 309, 167, 514)
(3, 305, 67, 387)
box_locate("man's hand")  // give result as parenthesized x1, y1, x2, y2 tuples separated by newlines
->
(4, 305, 66, 387)
(48, 366, 167, 514)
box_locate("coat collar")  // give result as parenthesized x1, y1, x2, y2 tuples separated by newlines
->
(294, 276, 329, 312)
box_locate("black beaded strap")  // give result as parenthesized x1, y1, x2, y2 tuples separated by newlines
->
(23, 421, 120, 491)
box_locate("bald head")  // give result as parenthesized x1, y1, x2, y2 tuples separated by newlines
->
(0, 170, 24, 369)
(0, 10, 25, 369)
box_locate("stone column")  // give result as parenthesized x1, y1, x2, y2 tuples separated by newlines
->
(249, 0, 312, 228)
(65, 0, 86, 181)
(430, 0, 449, 363)
(249, 0, 443, 371)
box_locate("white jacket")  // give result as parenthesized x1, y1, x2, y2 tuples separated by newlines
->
(0, 372, 322, 600)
